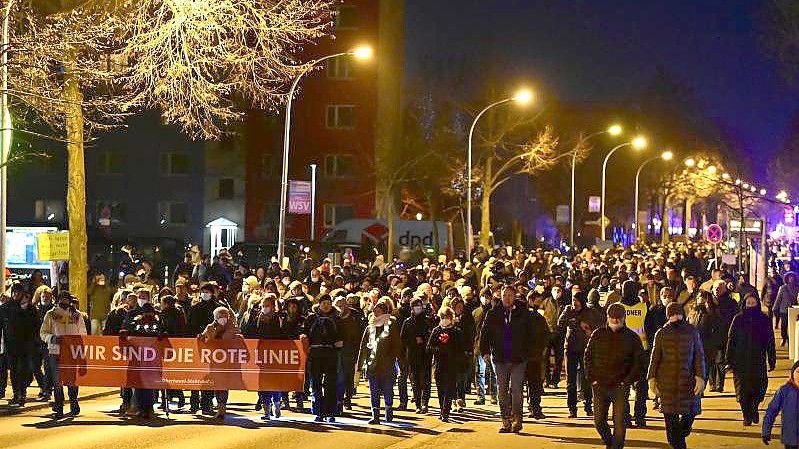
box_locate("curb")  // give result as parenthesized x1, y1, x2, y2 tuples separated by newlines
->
(0, 389, 118, 416)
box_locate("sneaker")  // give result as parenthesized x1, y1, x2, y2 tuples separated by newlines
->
(533, 411, 547, 420)
(260, 414, 271, 421)
(568, 410, 577, 419)
(69, 402, 80, 416)
(273, 404, 281, 419)
(314, 416, 324, 422)
(585, 407, 593, 417)
(50, 409, 64, 419)
(326, 416, 336, 423)
(421, 406, 429, 414)
(499, 419, 512, 433)
(511, 418, 523, 433)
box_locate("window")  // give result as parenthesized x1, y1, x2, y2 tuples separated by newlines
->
(218, 178, 234, 200)
(34, 199, 61, 221)
(160, 152, 190, 175)
(96, 151, 125, 175)
(323, 204, 354, 228)
(335, 5, 358, 29)
(324, 154, 354, 178)
(95, 200, 127, 224)
(261, 203, 280, 228)
(260, 153, 274, 179)
(326, 105, 355, 129)
(158, 201, 188, 225)
(327, 58, 355, 80)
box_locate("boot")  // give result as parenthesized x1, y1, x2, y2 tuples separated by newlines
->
(499, 418, 512, 433)
(214, 403, 226, 420)
(118, 400, 131, 415)
(273, 400, 281, 419)
(511, 416, 523, 433)
(367, 408, 381, 425)
(385, 407, 394, 423)
(69, 401, 80, 416)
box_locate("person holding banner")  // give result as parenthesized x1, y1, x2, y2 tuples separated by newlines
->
(188, 283, 222, 415)
(39, 290, 87, 419)
(120, 286, 163, 419)
(200, 306, 242, 420)
(0, 283, 38, 407)
(242, 295, 286, 421)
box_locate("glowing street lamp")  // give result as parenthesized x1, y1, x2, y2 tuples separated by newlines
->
(277, 45, 373, 261)
(600, 135, 647, 241)
(684, 157, 696, 168)
(466, 87, 534, 254)
(633, 150, 673, 242)
(759, 188, 767, 196)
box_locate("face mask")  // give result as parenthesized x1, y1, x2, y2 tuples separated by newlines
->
(608, 323, 623, 331)
(41, 298, 48, 306)
(201, 292, 212, 301)
(311, 277, 319, 282)
(97, 279, 106, 286)
(413, 306, 423, 315)
(242, 284, 250, 294)
(261, 307, 272, 315)
(660, 297, 670, 307)
(216, 317, 228, 326)
(282, 279, 290, 286)
(137, 299, 149, 308)
(440, 318, 452, 328)
(480, 297, 490, 306)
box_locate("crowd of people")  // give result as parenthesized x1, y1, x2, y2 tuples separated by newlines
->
(0, 241, 797, 449)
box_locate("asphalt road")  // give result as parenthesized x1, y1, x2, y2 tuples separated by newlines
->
(0, 347, 793, 449)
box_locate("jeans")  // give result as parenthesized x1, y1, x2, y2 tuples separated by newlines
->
(545, 333, 564, 385)
(493, 359, 527, 420)
(215, 390, 229, 407)
(8, 353, 32, 399)
(475, 353, 497, 400)
(134, 389, 155, 412)
(31, 347, 50, 395)
(396, 359, 410, 405)
(259, 391, 282, 414)
(47, 354, 78, 412)
(593, 384, 630, 449)
(525, 358, 545, 413)
(409, 363, 432, 408)
(455, 354, 474, 402)
(336, 348, 357, 408)
(664, 413, 696, 449)
(367, 371, 395, 410)
(190, 390, 214, 410)
(781, 313, 790, 343)
(0, 353, 7, 394)
(566, 350, 591, 412)
(308, 351, 338, 418)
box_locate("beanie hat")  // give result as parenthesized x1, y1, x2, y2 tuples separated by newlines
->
(607, 303, 625, 320)
(666, 302, 683, 318)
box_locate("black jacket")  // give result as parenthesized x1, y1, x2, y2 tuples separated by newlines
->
(0, 301, 38, 355)
(122, 303, 163, 337)
(427, 325, 464, 374)
(187, 298, 222, 336)
(400, 313, 433, 367)
(585, 325, 645, 387)
(102, 307, 128, 336)
(159, 306, 188, 336)
(242, 311, 285, 339)
(644, 304, 668, 350)
(479, 301, 534, 364)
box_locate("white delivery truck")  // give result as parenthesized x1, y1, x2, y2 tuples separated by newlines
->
(320, 218, 453, 256)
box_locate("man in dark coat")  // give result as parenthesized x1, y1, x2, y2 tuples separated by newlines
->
(302, 295, 343, 422)
(334, 295, 364, 412)
(526, 291, 551, 420)
(187, 283, 222, 414)
(393, 289, 413, 410)
(585, 303, 646, 449)
(400, 298, 433, 414)
(648, 303, 706, 449)
(558, 290, 596, 418)
(120, 287, 164, 419)
(479, 285, 534, 433)
(0, 284, 38, 406)
(725, 292, 776, 426)
(712, 281, 737, 393)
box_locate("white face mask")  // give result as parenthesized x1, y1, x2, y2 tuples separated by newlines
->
(282, 279, 290, 286)
(412, 306, 423, 315)
(137, 299, 149, 308)
(660, 297, 670, 307)
(201, 292, 212, 301)
(216, 317, 228, 326)
(440, 318, 452, 328)
(608, 322, 623, 331)
(480, 297, 490, 306)
(311, 277, 319, 282)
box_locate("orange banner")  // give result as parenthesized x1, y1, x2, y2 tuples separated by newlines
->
(59, 336, 308, 391)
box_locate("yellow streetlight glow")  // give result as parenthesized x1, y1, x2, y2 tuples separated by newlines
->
(750, 186, 757, 192)
(742, 182, 750, 189)
(721, 172, 730, 180)
(350, 45, 374, 60)
(760, 188, 767, 195)
(707, 165, 717, 174)
(735, 179, 741, 185)
(777, 190, 788, 199)
(661, 151, 674, 161)
(513, 88, 534, 105)
(631, 136, 647, 150)
(684, 157, 696, 168)
(608, 124, 623, 136)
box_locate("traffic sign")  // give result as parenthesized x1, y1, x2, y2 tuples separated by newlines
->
(706, 224, 723, 244)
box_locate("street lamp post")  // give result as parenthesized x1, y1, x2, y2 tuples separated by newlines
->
(466, 88, 532, 256)
(600, 136, 647, 241)
(277, 46, 372, 262)
(310, 163, 317, 241)
(569, 124, 622, 247)
(633, 151, 673, 243)
(0, 0, 14, 294)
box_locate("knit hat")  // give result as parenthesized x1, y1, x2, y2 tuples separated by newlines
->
(607, 303, 625, 320)
(666, 302, 683, 318)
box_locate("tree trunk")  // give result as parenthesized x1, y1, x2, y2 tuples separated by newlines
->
(64, 56, 88, 311)
(428, 191, 440, 255)
(386, 190, 395, 260)
(683, 197, 694, 238)
(479, 156, 493, 249)
(512, 219, 522, 246)
(661, 194, 671, 245)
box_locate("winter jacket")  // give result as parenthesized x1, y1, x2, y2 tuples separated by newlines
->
(159, 306, 188, 337)
(647, 320, 706, 415)
(357, 316, 401, 377)
(304, 310, 342, 354)
(427, 325, 464, 376)
(763, 382, 799, 446)
(102, 307, 129, 336)
(241, 310, 285, 339)
(400, 313, 433, 368)
(0, 301, 38, 356)
(87, 283, 114, 322)
(479, 301, 534, 364)
(541, 297, 562, 334)
(725, 308, 776, 404)
(187, 298, 223, 336)
(201, 318, 242, 342)
(687, 306, 722, 359)
(122, 304, 163, 337)
(40, 306, 88, 355)
(585, 325, 645, 387)
(644, 304, 668, 350)
(557, 305, 595, 353)
(455, 311, 476, 356)
(774, 282, 799, 315)
(528, 308, 550, 361)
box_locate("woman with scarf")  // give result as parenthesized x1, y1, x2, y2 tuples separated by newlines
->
(687, 290, 722, 392)
(357, 301, 401, 424)
(726, 292, 777, 426)
(427, 306, 464, 422)
(200, 306, 242, 420)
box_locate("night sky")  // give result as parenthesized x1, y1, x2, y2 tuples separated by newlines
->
(405, 0, 799, 180)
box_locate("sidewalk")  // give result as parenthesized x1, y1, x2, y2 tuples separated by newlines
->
(0, 386, 117, 416)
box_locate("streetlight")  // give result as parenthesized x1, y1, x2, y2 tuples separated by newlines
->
(600, 135, 647, 241)
(466, 87, 533, 255)
(276, 45, 373, 262)
(569, 124, 623, 247)
(684, 157, 696, 168)
(633, 150, 672, 242)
